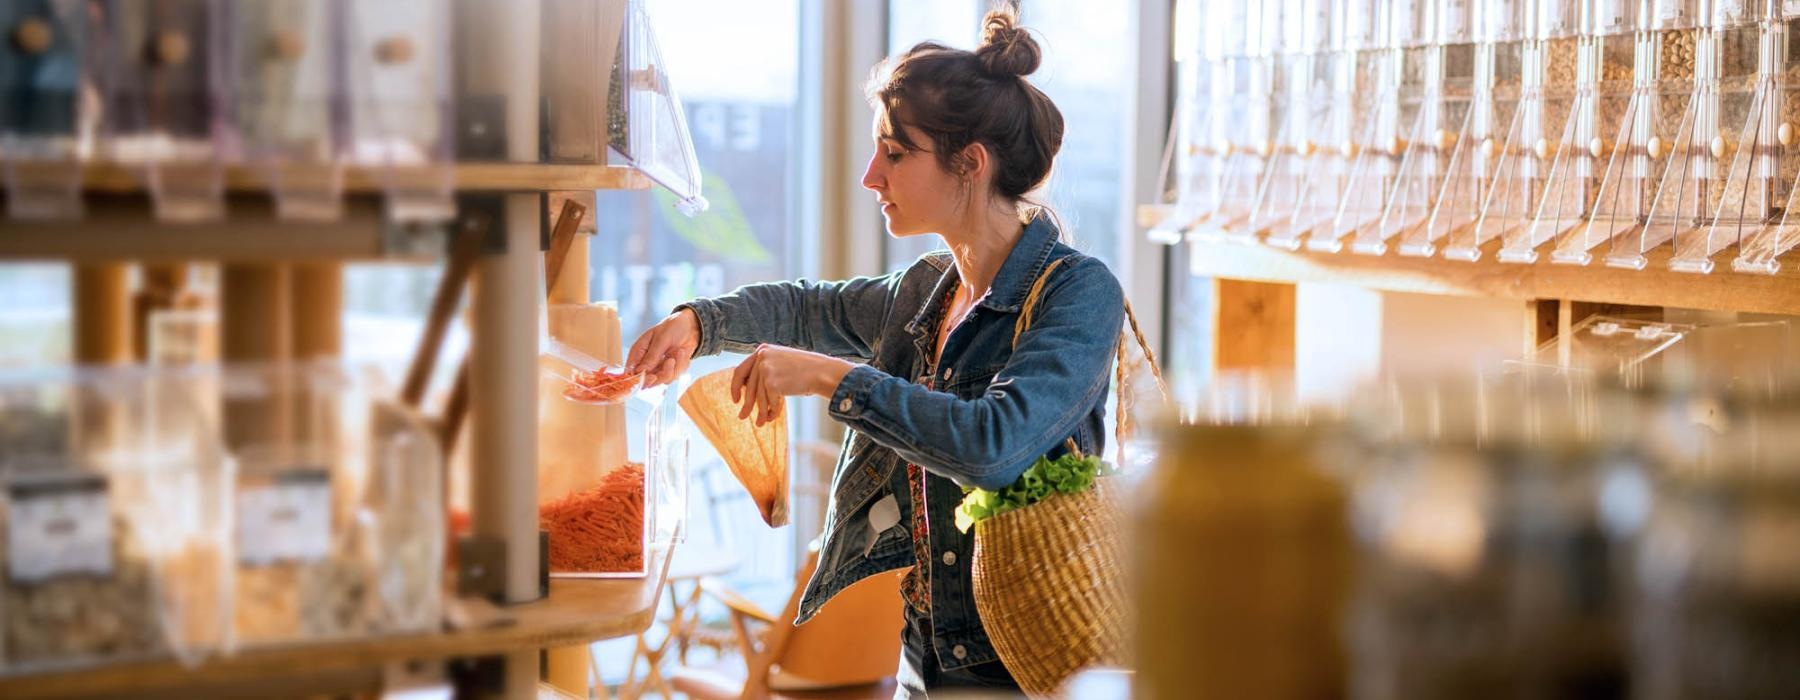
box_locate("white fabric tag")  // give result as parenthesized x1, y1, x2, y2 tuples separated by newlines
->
(864, 494, 900, 557)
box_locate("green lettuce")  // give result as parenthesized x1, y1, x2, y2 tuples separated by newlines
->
(954, 452, 1111, 533)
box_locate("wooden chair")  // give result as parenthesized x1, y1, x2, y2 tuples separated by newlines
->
(667, 546, 903, 700)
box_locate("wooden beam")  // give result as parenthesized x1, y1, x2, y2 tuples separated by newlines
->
(78, 163, 648, 194)
(0, 196, 418, 263)
(72, 263, 132, 365)
(1186, 239, 1800, 317)
(291, 263, 344, 359)
(1214, 279, 1296, 371)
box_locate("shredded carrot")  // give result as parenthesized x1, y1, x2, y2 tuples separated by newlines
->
(538, 462, 646, 572)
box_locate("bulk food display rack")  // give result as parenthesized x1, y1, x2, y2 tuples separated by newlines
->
(0, 1, 700, 698)
(1150, 0, 1800, 377)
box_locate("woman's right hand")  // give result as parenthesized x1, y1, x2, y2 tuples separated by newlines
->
(627, 308, 701, 389)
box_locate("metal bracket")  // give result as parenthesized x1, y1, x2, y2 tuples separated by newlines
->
(452, 193, 508, 254)
(454, 531, 550, 603)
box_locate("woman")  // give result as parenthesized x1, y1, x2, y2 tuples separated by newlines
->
(627, 10, 1123, 697)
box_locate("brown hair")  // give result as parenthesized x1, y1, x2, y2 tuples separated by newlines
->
(866, 8, 1065, 210)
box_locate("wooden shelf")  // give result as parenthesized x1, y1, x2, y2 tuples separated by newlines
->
(0, 194, 434, 263)
(0, 546, 674, 700)
(1187, 238, 1800, 316)
(79, 162, 651, 193)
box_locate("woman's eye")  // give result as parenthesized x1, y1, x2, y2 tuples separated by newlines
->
(885, 150, 905, 163)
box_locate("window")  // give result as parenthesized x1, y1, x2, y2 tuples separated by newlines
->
(590, 0, 806, 590)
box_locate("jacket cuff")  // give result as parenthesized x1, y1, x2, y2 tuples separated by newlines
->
(828, 365, 884, 420)
(674, 299, 724, 358)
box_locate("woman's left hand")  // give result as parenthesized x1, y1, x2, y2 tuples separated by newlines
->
(731, 344, 856, 425)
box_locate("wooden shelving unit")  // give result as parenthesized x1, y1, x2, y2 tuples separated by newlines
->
(1186, 240, 1800, 317)
(78, 162, 651, 194)
(0, 549, 673, 700)
(0, 8, 670, 694)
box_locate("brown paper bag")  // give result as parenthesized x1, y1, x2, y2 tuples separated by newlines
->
(679, 367, 789, 527)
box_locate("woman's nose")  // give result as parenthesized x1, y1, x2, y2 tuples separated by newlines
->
(861, 151, 883, 192)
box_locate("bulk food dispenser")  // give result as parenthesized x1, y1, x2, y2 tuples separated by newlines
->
(1445, 0, 1538, 258)
(1475, 0, 1582, 262)
(1499, 0, 1606, 263)
(1356, 0, 1437, 254)
(1278, 0, 1360, 249)
(1312, 0, 1402, 252)
(1551, 0, 1658, 264)
(1606, 0, 1715, 268)
(1249, 0, 1330, 245)
(1384, 0, 1481, 256)
(0, 0, 92, 221)
(99, 0, 229, 222)
(344, 0, 455, 223)
(1146, 16, 1214, 245)
(1734, 0, 1800, 272)
(1192, 0, 1273, 242)
(228, 0, 345, 222)
(1671, 0, 1779, 272)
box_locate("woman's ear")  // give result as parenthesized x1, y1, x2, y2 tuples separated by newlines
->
(959, 141, 992, 184)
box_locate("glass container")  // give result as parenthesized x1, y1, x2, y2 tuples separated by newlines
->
(0, 0, 93, 221)
(1606, 0, 1715, 268)
(1445, 0, 1537, 258)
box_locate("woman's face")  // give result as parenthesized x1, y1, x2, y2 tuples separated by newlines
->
(861, 119, 967, 238)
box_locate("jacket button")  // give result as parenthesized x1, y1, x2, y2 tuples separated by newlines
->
(951, 644, 967, 660)
(838, 398, 852, 412)
(942, 367, 954, 381)
(941, 551, 956, 566)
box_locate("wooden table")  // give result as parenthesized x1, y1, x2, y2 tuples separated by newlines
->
(0, 547, 675, 700)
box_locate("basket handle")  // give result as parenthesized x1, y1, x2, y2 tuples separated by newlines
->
(1013, 257, 1169, 465)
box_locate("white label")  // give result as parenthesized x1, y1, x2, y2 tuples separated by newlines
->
(1659, 0, 1688, 21)
(236, 468, 332, 565)
(8, 477, 113, 583)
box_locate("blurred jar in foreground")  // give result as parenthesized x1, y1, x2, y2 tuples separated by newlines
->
(1634, 388, 1800, 699)
(1347, 373, 1644, 700)
(1131, 375, 1351, 700)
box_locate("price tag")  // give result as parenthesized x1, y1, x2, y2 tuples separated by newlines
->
(7, 476, 113, 583)
(1659, 0, 1689, 21)
(237, 467, 332, 566)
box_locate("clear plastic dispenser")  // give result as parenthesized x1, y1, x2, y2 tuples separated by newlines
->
(1734, 0, 1800, 272)
(215, 363, 443, 649)
(228, 0, 344, 221)
(1445, 0, 1537, 258)
(0, 367, 231, 673)
(345, 0, 454, 223)
(100, 0, 229, 222)
(1672, 0, 1778, 272)
(1147, 24, 1218, 244)
(1313, 0, 1401, 252)
(1250, 0, 1329, 246)
(1192, 1, 1271, 242)
(0, 0, 92, 221)
(612, 0, 707, 215)
(1382, 0, 1484, 256)
(1478, 0, 1583, 262)
(1281, 0, 1363, 248)
(1603, 0, 1710, 267)
(1552, 0, 1658, 264)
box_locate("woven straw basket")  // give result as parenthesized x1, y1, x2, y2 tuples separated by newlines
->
(970, 477, 1127, 696)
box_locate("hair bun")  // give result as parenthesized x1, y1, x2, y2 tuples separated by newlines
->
(976, 10, 1040, 79)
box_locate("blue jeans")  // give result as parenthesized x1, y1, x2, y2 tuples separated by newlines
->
(895, 606, 1022, 699)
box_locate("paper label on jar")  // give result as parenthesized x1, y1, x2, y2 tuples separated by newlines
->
(236, 467, 331, 566)
(7, 476, 113, 584)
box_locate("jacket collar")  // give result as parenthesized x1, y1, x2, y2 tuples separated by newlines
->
(901, 214, 1061, 337)
(979, 212, 1061, 313)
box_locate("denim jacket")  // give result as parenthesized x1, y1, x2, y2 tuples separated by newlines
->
(677, 215, 1124, 671)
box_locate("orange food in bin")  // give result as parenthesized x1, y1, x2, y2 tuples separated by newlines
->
(562, 367, 642, 404)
